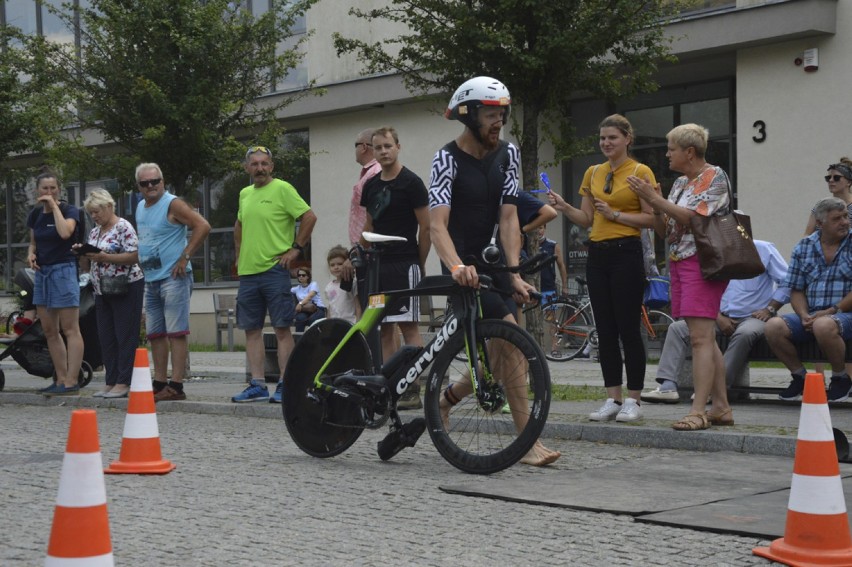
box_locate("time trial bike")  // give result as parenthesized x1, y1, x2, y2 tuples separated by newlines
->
(282, 232, 554, 475)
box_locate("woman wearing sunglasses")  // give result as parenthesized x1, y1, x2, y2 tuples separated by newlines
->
(804, 159, 852, 235)
(548, 114, 657, 423)
(291, 268, 326, 332)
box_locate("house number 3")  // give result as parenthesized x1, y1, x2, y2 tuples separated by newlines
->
(752, 120, 766, 143)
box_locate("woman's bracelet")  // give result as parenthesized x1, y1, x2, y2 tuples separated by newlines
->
(450, 264, 465, 273)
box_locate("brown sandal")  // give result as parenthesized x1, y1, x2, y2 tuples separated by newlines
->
(706, 407, 734, 426)
(672, 412, 710, 431)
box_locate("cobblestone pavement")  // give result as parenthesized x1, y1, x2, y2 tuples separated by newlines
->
(0, 405, 781, 566)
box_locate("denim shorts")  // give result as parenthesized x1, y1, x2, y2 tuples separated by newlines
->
(145, 274, 192, 339)
(780, 312, 852, 342)
(237, 264, 295, 330)
(33, 262, 79, 309)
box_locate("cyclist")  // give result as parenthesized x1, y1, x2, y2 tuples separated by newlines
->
(428, 76, 561, 466)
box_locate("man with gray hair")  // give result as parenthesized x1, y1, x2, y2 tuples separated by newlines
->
(135, 163, 211, 402)
(766, 196, 852, 402)
(230, 145, 317, 404)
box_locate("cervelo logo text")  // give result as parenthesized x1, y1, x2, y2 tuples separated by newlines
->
(397, 316, 459, 395)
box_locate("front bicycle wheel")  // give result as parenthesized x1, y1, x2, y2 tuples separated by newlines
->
(543, 301, 593, 361)
(283, 318, 373, 458)
(642, 309, 675, 360)
(423, 319, 551, 474)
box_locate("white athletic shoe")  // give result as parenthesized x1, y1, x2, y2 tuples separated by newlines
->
(589, 398, 621, 421)
(615, 398, 643, 422)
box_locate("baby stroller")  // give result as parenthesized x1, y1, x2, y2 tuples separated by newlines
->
(0, 268, 101, 391)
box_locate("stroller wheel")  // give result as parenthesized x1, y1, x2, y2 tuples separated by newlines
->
(0, 369, 5, 391)
(78, 361, 93, 388)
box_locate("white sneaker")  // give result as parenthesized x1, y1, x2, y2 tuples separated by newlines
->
(589, 398, 621, 421)
(641, 387, 679, 404)
(616, 398, 642, 422)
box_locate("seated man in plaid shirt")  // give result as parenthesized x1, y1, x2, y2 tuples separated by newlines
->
(766, 197, 852, 402)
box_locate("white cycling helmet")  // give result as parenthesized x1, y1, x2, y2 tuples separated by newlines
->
(445, 76, 511, 132)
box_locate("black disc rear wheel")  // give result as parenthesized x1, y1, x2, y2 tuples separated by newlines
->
(283, 319, 372, 458)
(423, 319, 551, 474)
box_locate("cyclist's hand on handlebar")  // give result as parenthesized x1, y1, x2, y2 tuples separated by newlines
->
(452, 264, 479, 288)
(511, 274, 535, 304)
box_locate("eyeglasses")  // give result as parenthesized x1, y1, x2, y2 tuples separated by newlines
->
(297, 273, 308, 277)
(245, 145, 272, 160)
(604, 172, 614, 194)
(826, 174, 845, 182)
(138, 178, 162, 188)
(355, 142, 373, 148)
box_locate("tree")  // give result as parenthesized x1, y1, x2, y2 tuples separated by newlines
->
(45, 0, 319, 196)
(333, 0, 678, 192)
(0, 25, 73, 165)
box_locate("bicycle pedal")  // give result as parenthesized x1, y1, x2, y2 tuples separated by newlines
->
(376, 418, 426, 461)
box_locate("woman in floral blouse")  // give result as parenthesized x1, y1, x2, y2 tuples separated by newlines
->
(78, 189, 145, 398)
(628, 124, 732, 431)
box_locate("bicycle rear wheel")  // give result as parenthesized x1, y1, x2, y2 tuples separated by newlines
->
(423, 319, 551, 474)
(283, 318, 373, 458)
(543, 301, 593, 361)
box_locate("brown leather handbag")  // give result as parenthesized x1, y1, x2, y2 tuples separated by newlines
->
(689, 171, 765, 281)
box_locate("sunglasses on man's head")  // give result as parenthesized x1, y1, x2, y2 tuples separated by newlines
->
(604, 172, 614, 194)
(138, 178, 161, 188)
(826, 174, 846, 183)
(245, 145, 272, 160)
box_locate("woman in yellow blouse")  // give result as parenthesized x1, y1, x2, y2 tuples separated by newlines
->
(549, 114, 656, 423)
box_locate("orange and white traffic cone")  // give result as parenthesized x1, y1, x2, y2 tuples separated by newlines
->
(104, 348, 176, 474)
(753, 372, 852, 566)
(45, 409, 114, 566)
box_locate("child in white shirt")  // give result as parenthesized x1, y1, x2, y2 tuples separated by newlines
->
(324, 245, 360, 324)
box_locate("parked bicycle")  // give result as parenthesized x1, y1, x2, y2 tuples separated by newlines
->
(540, 277, 674, 361)
(282, 232, 554, 475)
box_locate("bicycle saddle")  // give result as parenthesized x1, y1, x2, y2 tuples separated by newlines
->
(361, 231, 408, 244)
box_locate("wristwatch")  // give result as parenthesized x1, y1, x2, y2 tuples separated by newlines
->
(183, 253, 191, 261)
(291, 242, 304, 255)
(766, 306, 777, 316)
(612, 211, 621, 220)
(835, 304, 843, 314)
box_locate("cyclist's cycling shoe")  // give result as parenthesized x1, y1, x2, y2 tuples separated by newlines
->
(377, 418, 426, 461)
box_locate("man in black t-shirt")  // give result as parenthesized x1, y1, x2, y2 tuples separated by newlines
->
(360, 126, 430, 370)
(428, 77, 561, 466)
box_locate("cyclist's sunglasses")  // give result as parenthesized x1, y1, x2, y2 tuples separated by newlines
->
(603, 172, 613, 194)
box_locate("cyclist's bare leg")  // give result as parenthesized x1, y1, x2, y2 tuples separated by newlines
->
(439, 370, 472, 429)
(488, 336, 561, 466)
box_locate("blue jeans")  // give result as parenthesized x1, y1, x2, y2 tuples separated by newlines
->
(145, 274, 192, 339)
(237, 264, 295, 330)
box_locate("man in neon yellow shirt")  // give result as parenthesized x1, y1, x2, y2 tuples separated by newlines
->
(232, 146, 317, 403)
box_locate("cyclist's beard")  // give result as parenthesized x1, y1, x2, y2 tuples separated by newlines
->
(476, 124, 501, 151)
